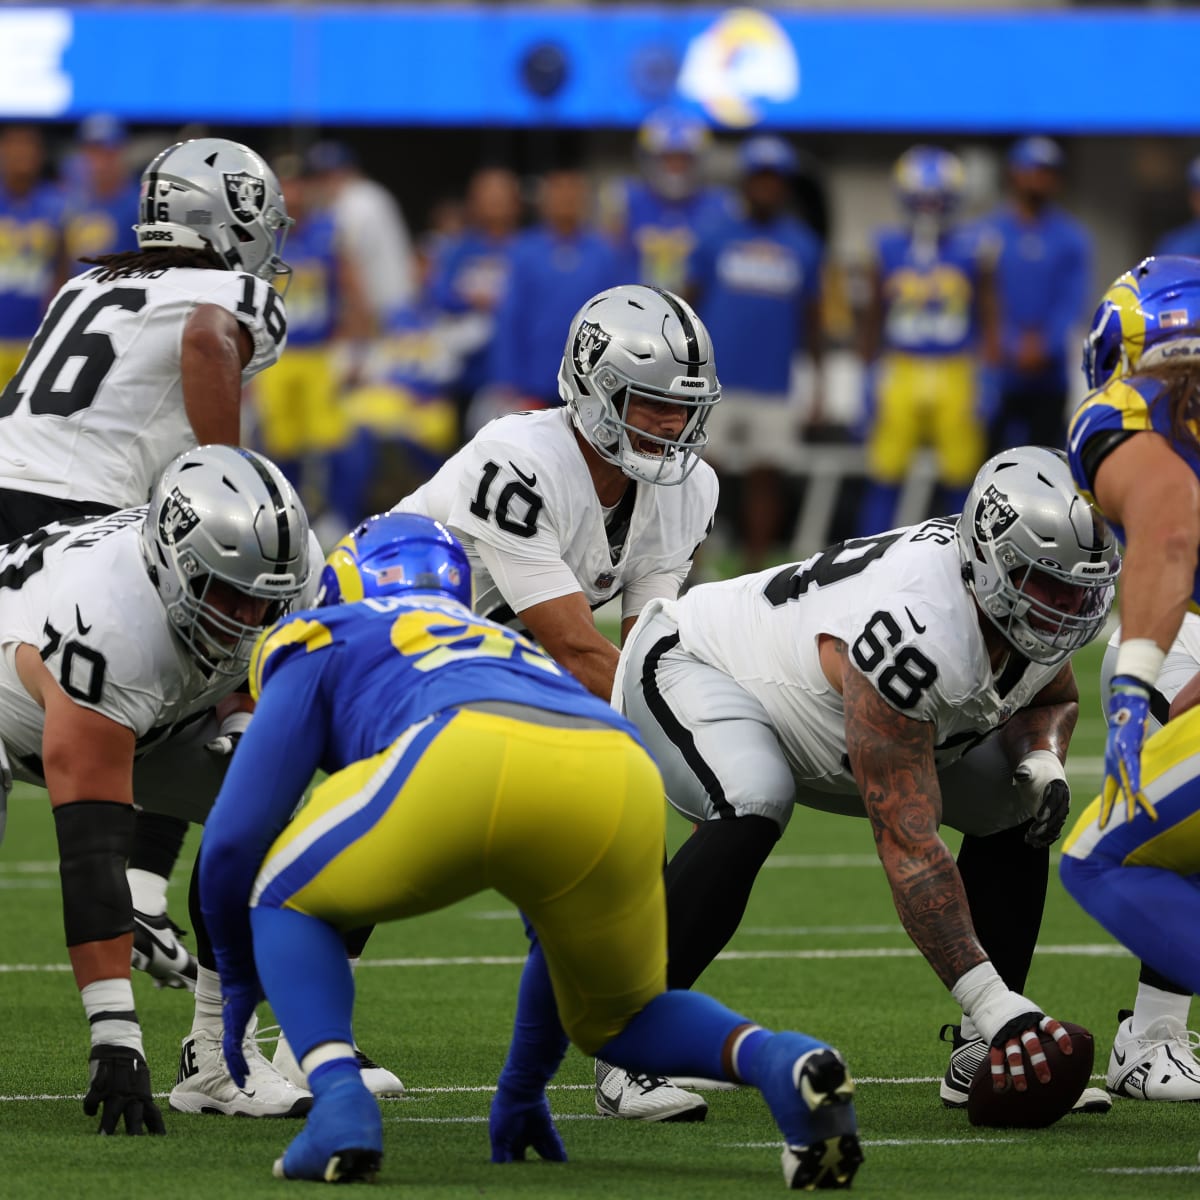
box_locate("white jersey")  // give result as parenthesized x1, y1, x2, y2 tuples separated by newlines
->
(0, 510, 237, 779)
(0, 266, 286, 508)
(671, 517, 1062, 793)
(395, 408, 718, 628)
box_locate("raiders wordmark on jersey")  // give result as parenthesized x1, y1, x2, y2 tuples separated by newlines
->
(395, 407, 718, 629)
(0, 267, 286, 508)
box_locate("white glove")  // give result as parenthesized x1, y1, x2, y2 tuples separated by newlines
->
(204, 710, 252, 758)
(1013, 749, 1070, 848)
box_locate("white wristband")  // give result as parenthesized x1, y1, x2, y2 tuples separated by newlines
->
(1114, 638, 1165, 688)
(950, 962, 1040, 1045)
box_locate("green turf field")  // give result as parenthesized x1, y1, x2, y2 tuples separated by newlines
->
(3, 636, 1199, 1198)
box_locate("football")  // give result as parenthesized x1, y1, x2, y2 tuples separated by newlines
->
(966, 1022, 1095, 1128)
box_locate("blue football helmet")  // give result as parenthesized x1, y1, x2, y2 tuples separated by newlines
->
(317, 512, 471, 608)
(894, 146, 965, 217)
(637, 108, 710, 201)
(1082, 255, 1200, 391)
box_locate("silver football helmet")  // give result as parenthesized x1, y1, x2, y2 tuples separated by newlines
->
(957, 446, 1119, 665)
(142, 445, 310, 676)
(557, 285, 720, 485)
(134, 138, 293, 282)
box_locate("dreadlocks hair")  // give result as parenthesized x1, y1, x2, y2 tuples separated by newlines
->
(1138, 355, 1200, 462)
(80, 245, 226, 282)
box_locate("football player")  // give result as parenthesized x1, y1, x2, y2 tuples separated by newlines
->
(0, 445, 311, 1134)
(0, 136, 292, 999)
(199, 513, 862, 1189)
(386, 283, 720, 1120)
(615, 446, 1117, 1112)
(1062, 256, 1200, 1110)
(858, 146, 1000, 536)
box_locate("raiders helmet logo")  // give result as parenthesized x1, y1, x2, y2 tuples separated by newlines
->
(573, 320, 612, 375)
(158, 487, 200, 545)
(223, 171, 265, 223)
(973, 484, 1019, 542)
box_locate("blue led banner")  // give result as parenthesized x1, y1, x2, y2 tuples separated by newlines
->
(1, 5, 1197, 132)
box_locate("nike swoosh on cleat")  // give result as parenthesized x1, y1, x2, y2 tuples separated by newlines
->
(1113, 1046, 1126, 1066)
(509, 462, 537, 488)
(136, 923, 186, 964)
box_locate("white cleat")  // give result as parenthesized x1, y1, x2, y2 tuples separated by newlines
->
(273, 1032, 405, 1097)
(169, 1019, 312, 1118)
(131, 909, 197, 991)
(1108, 1011, 1200, 1101)
(594, 1059, 708, 1122)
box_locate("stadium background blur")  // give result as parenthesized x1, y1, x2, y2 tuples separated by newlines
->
(3, 0, 1200, 561)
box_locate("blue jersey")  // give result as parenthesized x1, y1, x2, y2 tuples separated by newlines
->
(874, 226, 985, 356)
(489, 227, 624, 403)
(63, 181, 140, 274)
(976, 204, 1090, 385)
(617, 180, 729, 293)
(279, 212, 339, 347)
(1156, 219, 1200, 259)
(250, 594, 638, 777)
(1068, 373, 1200, 608)
(689, 210, 823, 394)
(0, 180, 65, 340)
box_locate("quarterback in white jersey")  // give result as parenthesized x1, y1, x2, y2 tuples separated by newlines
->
(618, 447, 1120, 1108)
(396, 284, 720, 706)
(0, 446, 311, 1136)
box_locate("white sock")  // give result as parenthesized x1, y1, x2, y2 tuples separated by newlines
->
(1130, 984, 1192, 1037)
(960, 1014, 981, 1042)
(82, 978, 144, 1055)
(300, 1041, 356, 1080)
(126, 868, 168, 918)
(191, 965, 224, 1032)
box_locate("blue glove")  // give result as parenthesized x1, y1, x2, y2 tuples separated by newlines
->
(221, 977, 263, 1089)
(1101, 675, 1155, 828)
(489, 1085, 567, 1163)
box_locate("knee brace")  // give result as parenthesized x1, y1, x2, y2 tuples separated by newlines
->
(54, 801, 136, 946)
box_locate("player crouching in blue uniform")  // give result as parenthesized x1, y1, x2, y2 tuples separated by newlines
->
(198, 512, 862, 1188)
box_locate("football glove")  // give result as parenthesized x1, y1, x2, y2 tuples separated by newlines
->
(205, 710, 252, 757)
(987, 1012, 1073, 1093)
(1101, 676, 1155, 828)
(83, 1045, 166, 1135)
(489, 1085, 567, 1163)
(1013, 750, 1070, 848)
(221, 977, 263, 1089)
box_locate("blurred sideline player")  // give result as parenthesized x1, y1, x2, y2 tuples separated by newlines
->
(62, 114, 140, 273)
(600, 107, 728, 294)
(0, 135, 292, 996)
(385, 285, 721, 1122)
(1062, 255, 1200, 1105)
(858, 146, 999, 536)
(0, 124, 65, 387)
(252, 155, 374, 545)
(615, 446, 1117, 1114)
(199, 513, 862, 1189)
(0, 446, 311, 1134)
(1154, 156, 1200, 258)
(1096, 616, 1200, 1100)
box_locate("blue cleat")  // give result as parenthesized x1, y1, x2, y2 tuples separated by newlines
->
(272, 1071, 383, 1183)
(755, 1034, 862, 1190)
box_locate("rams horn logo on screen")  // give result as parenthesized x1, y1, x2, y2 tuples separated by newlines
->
(677, 8, 799, 128)
(973, 485, 1018, 542)
(158, 487, 200, 544)
(223, 171, 265, 223)
(573, 320, 612, 374)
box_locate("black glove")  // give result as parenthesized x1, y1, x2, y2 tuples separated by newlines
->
(83, 1045, 167, 1136)
(1013, 751, 1071, 848)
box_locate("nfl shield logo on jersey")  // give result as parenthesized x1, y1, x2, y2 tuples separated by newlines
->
(223, 172, 265, 223)
(158, 487, 200, 545)
(573, 320, 612, 375)
(973, 485, 1018, 543)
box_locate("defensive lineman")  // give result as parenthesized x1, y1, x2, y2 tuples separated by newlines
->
(616, 446, 1118, 1108)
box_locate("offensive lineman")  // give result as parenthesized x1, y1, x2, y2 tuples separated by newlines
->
(615, 446, 1118, 1108)
(384, 284, 721, 1123)
(0, 136, 292, 996)
(0, 445, 311, 1134)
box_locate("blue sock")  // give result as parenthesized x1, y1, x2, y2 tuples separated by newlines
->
(251, 906, 356, 1059)
(309, 1057, 362, 1094)
(857, 482, 901, 536)
(497, 924, 569, 1099)
(1061, 856, 1200, 994)
(598, 990, 767, 1082)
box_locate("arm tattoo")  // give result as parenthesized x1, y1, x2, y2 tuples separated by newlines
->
(1000, 660, 1079, 766)
(842, 652, 987, 989)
